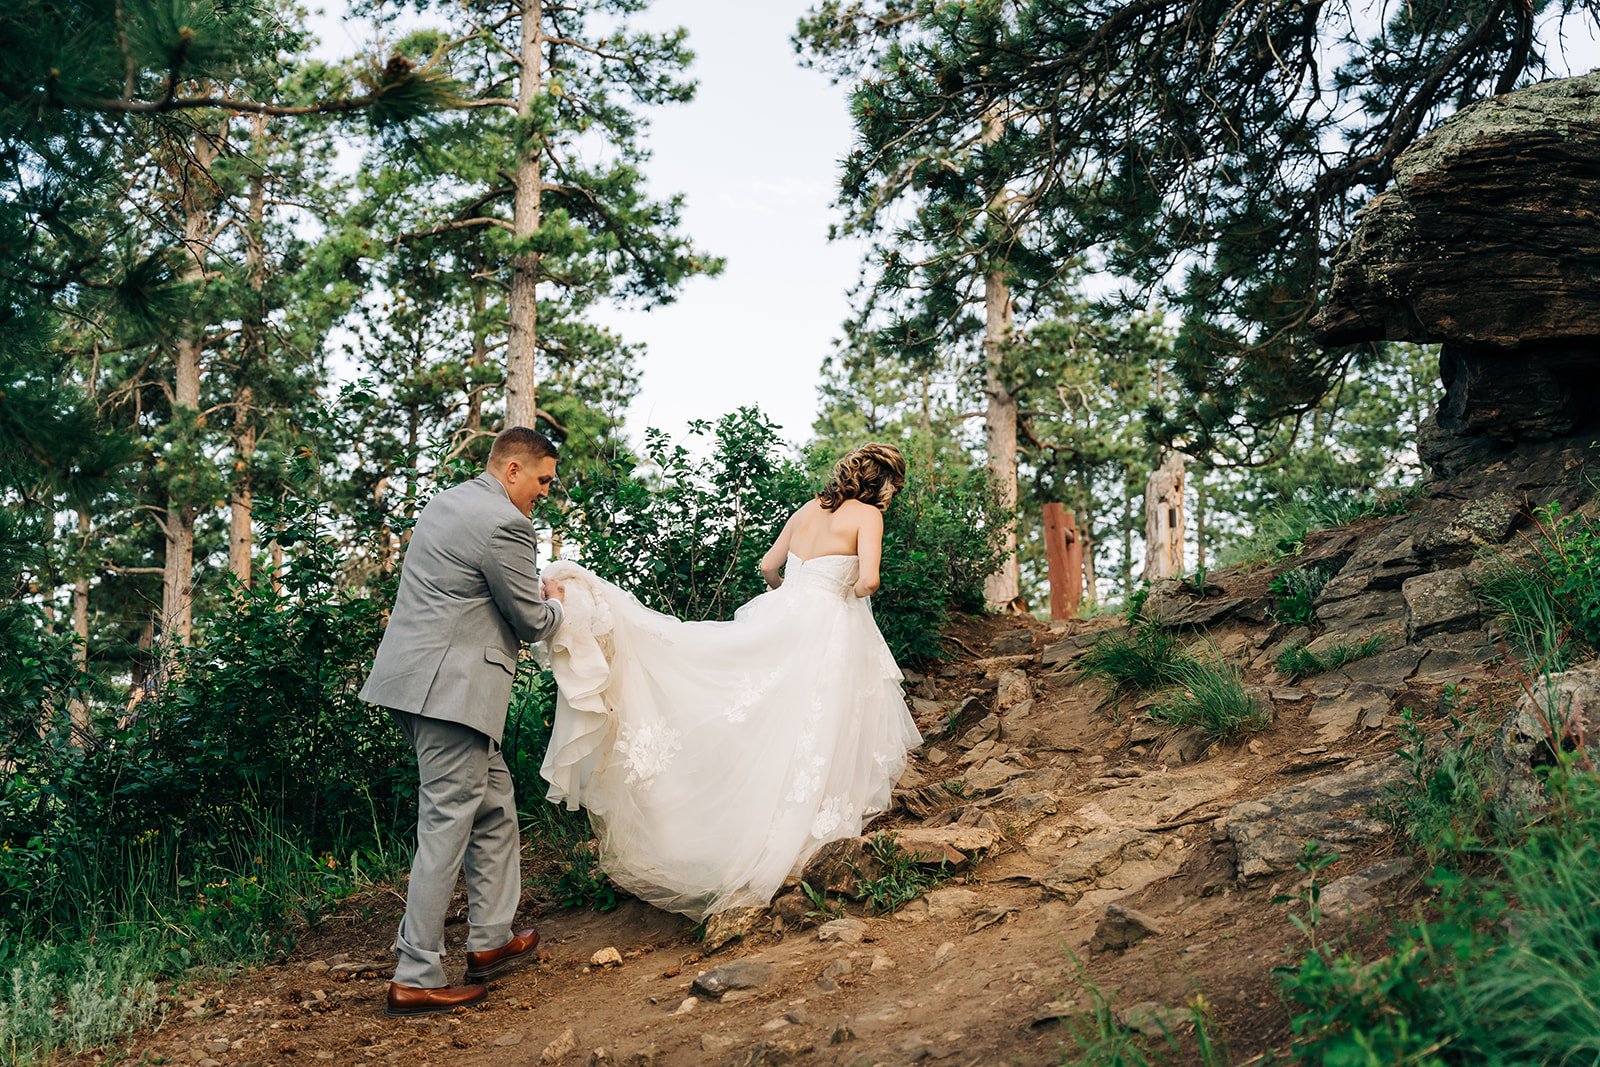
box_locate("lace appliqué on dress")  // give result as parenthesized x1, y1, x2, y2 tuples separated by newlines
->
(616, 720, 683, 789)
(725, 669, 779, 723)
(786, 754, 827, 805)
(810, 795, 855, 840)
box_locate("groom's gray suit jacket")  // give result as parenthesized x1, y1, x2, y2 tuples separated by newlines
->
(359, 473, 563, 743)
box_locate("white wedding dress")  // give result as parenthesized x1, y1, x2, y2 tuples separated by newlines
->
(537, 552, 922, 920)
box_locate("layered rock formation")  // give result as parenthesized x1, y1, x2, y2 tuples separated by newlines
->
(1313, 71, 1600, 475)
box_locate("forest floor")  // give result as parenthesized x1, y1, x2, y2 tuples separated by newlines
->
(60, 609, 1494, 1067)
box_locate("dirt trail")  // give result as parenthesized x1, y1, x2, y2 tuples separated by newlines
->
(69, 612, 1472, 1067)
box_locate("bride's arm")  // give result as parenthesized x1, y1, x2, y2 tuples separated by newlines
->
(853, 505, 884, 598)
(759, 510, 798, 589)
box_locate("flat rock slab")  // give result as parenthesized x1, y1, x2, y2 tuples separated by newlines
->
(891, 825, 999, 867)
(1321, 858, 1415, 915)
(1226, 758, 1406, 879)
(691, 959, 776, 999)
(1308, 683, 1396, 743)
(816, 918, 868, 944)
(1039, 829, 1168, 903)
(1069, 770, 1241, 830)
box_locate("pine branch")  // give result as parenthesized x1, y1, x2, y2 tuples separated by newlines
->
(397, 217, 515, 241)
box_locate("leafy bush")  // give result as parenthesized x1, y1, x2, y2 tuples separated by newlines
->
(1269, 560, 1339, 626)
(1147, 658, 1270, 741)
(0, 458, 410, 1064)
(1479, 502, 1600, 669)
(553, 409, 812, 623)
(538, 838, 620, 913)
(554, 408, 1005, 664)
(872, 461, 1008, 664)
(1274, 633, 1388, 680)
(1078, 624, 1196, 693)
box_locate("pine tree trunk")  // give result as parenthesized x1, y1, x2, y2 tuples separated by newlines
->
(229, 387, 255, 587)
(467, 282, 488, 435)
(506, 0, 544, 430)
(982, 267, 1019, 607)
(980, 104, 1019, 608)
(161, 124, 219, 646)
(164, 335, 200, 645)
(1195, 465, 1207, 573)
(69, 510, 91, 737)
(1143, 451, 1187, 582)
(1076, 467, 1097, 607)
(230, 115, 268, 588)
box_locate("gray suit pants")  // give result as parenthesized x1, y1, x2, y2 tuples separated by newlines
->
(391, 710, 520, 988)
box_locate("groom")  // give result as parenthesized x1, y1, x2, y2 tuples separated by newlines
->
(360, 426, 567, 1017)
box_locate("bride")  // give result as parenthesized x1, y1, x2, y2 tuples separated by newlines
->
(538, 443, 922, 920)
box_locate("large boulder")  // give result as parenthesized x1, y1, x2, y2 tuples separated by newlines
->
(1315, 72, 1600, 353)
(1313, 72, 1600, 462)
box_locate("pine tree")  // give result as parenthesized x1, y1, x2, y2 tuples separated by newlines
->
(797, 0, 1598, 462)
(349, 0, 721, 461)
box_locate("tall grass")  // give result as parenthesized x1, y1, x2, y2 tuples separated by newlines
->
(1275, 634, 1388, 681)
(1055, 960, 1231, 1067)
(1220, 486, 1418, 568)
(0, 810, 403, 1065)
(1478, 502, 1600, 670)
(1281, 690, 1600, 1064)
(1078, 625, 1196, 693)
(1148, 659, 1270, 741)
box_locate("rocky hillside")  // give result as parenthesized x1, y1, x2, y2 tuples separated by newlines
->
(55, 473, 1566, 1067)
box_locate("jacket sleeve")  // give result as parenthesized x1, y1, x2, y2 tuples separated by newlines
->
(480, 519, 564, 644)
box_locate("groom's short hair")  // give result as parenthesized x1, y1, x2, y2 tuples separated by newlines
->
(488, 426, 558, 468)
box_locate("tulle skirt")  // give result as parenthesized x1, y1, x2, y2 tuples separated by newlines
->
(538, 554, 921, 919)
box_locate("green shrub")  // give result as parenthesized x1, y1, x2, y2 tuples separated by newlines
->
(1269, 561, 1339, 626)
(1078, 625, 1196, 693)
(872, 461, 1008, 664)
(1388, 699, 1499, 864)
(1123, 582, 1151, 624)
(1274, 633, 1387, 680)
(553, 409, 1005, 665)
(552, 409, 812, 624)
(1478, 502, 1600, 669)
(0, 941, 162, 1063)
(1147, 659, 1270, 741)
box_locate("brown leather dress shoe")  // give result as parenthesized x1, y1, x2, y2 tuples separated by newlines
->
(385, 981, 487, 1017)
(464, 928, 541, 982)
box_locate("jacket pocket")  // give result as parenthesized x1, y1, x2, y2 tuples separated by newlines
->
(484, 646, 517, 675)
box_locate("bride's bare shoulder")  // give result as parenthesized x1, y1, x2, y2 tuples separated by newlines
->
(835, 499, 882, 523)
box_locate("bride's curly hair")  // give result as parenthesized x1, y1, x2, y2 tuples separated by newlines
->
(817, 443, 907, 512)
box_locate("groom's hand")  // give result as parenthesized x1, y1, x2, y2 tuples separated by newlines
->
(541, 577, 566, 604)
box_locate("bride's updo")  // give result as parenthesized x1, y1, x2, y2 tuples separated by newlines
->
(818, 443, 907, 512)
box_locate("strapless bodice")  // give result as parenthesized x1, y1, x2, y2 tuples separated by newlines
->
(783, 552, 859, 598)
